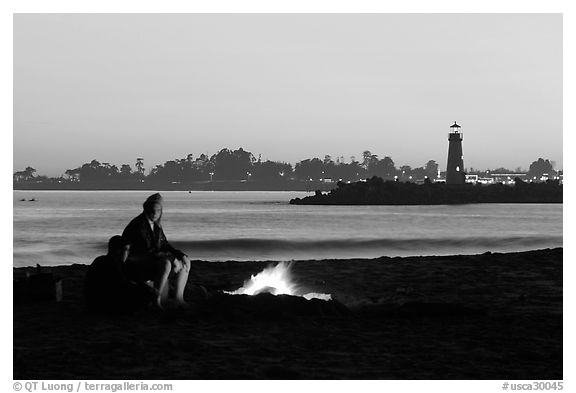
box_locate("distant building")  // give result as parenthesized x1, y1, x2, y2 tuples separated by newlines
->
(446, 121, 465, 185)
(465, 173, 529, 185)
(491, 173, 526, 185)
(477, 177, 495, 185)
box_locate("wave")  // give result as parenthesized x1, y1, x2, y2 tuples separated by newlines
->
(171, 235, 562, 254)
(13, 235, 562, 266)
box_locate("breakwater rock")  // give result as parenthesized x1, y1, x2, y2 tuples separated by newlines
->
(290, 177, 562, 205)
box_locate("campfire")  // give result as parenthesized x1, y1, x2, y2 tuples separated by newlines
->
(226, 262, 331, 301)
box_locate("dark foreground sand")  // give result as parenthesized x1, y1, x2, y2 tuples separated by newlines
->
(13, 248, 562, 380)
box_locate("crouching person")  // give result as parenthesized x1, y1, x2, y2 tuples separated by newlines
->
(85, 235, 156, 314)
(121, 193, 191, 308)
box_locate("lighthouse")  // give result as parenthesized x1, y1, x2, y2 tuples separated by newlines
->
(446, 121, 465, 185)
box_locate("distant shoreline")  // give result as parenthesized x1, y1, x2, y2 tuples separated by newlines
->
(13, 181, 335, 192)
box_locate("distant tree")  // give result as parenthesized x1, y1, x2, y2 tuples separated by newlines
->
(135, 158, 145, 176)
(492, 167, 514, 174)
(251, 160, 293, 182)
(425, 160, 439, 179)
(362, 151, 380, 176)
(398, 165, 412, 181)
(211, 148, 256, 180)
(294, 158, 324, 180)
(24, 148, 547, 190)
(62, 160, 118, 182)
(360, 152, 396, 179)
(347, 159, 366, 181)
(86, 160, 108, 181)
(120, 164, 132, 176)
(101, 162, 119, 178)
(527, 158, 556, 180)
(411, 166, 427, 180)
(179, 154, 194, 182)
(332, 159, 366, 182)
(362, 151, 373, 169)
(23, 166, 36, 179)
(322, 155, 337, 179)
(194, 154, 214, 181)
(150, 160, 181, 182)
(64, 168, 81, 182)
(370, 156, 396, 180)
(13, 166, 37, 182)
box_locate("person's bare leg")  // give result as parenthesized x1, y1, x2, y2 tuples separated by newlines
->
(154, 258, 172, 308)
(174, 256, 191, 305)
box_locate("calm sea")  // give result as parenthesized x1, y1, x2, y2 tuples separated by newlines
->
(13, 190, 563, 267)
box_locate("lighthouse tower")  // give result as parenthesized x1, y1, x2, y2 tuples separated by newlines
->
(446, 121, 465, 185)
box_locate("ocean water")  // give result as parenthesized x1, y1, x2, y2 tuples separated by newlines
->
(13, 190, 563, 267)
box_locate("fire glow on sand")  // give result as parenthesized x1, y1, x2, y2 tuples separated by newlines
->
(226, 262, 332, 301)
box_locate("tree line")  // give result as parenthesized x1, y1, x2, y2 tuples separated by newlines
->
(13, 147, 559, 187)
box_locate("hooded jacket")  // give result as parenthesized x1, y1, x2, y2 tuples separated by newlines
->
(122, 212, 185, 260)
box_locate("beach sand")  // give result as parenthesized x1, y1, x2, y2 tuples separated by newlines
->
(13, 248, 562, 380)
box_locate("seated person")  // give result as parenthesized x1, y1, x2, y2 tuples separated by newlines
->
(121, 193, 191, 308)
(85, 235, 155, 313)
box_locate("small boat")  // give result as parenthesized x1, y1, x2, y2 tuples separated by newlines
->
(19, 198, 26, 201)
(28, 198, 36, 202)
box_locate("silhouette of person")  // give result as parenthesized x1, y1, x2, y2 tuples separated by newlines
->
(85, 235, 155, 313)
(122, 193, 191, 308)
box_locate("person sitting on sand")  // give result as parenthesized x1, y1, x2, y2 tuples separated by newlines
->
(122, 193, 191, 308)
(85, 235, 156, 313)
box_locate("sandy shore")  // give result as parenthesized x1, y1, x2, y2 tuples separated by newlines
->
(13, 248, 562, 380)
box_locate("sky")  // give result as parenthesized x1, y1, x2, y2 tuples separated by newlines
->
(13, 13, 562, 176)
